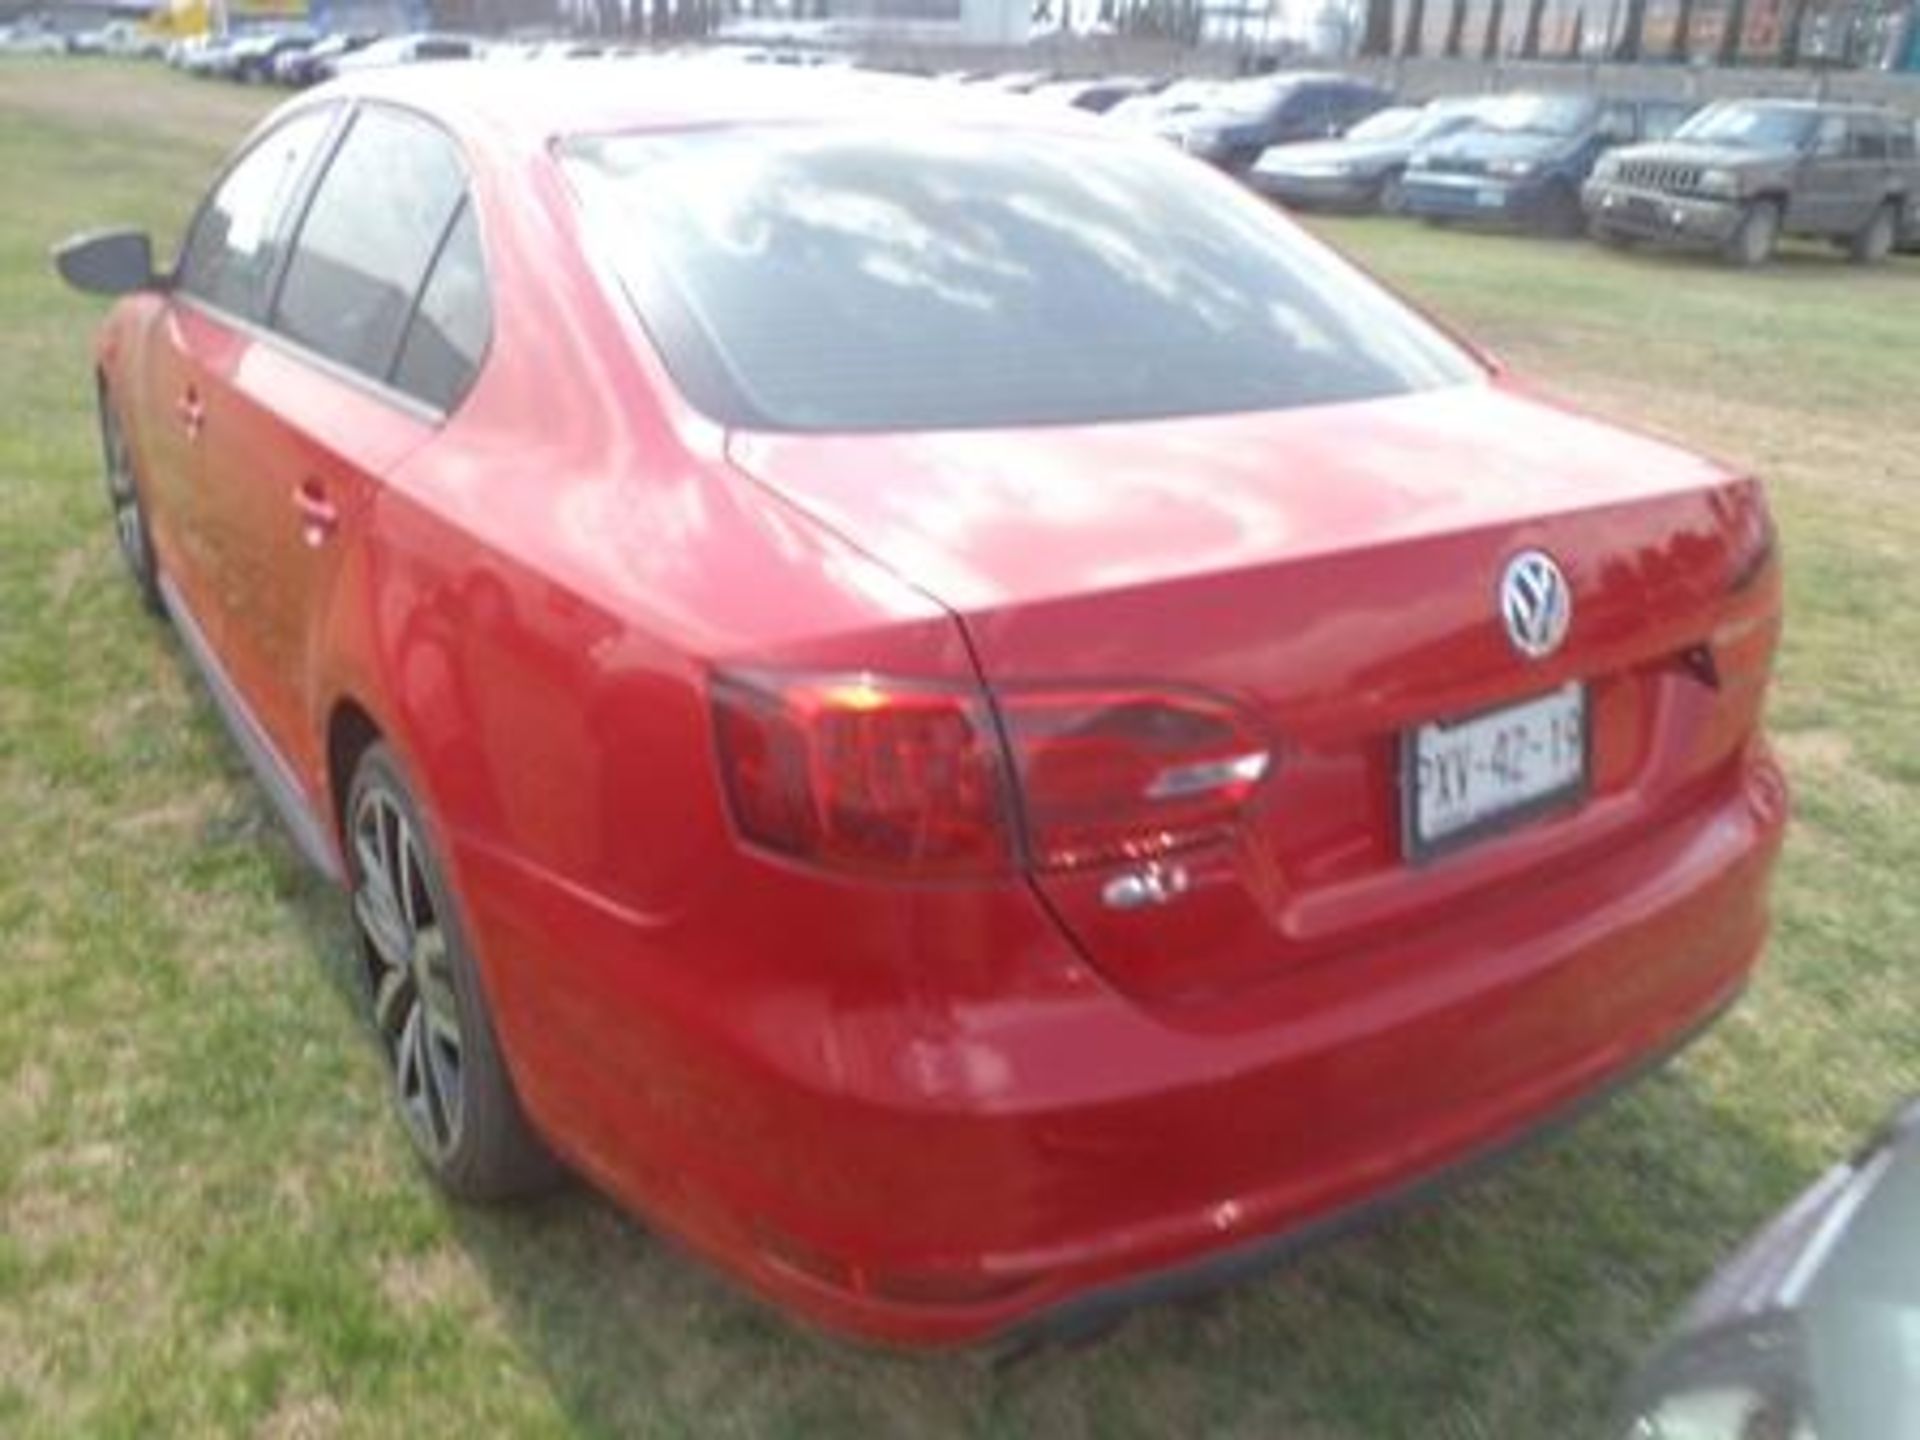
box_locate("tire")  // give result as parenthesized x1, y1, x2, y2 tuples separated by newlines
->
(99, 386, 163, 616)
(345, 744, 557, 1200)
(1536, 182, 1585, 239)
(1723, 199, 1781, 268)
(1376, 170, 1407, 216)
(1848, 201, 1897, 266)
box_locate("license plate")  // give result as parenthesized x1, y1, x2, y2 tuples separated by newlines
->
(1476, 187, 1506, 208)
(1402, 683, 1587, 860)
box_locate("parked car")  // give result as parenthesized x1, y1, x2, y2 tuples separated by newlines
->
(55, 66, 1785, 1349)
(1159, 72, 1393, 171)
(1614, 1095, 1920, 1440)
(970, 67, 1053, 92)
(1584, 100, 1920, 266)
(1247, 97, 1492, 212)
(70, 20, 162, 57)
(220, 28, 318, 84)
(1027, 74, 1160, 113)
(322, 32, 482, 77)
(273, 32, 379, 86)
(180, 35, 246, 77)
(6, 31, 71, 55)
(1403, 92, 1694, 235)
(1904, 118, 1920, 253)
(0, 23, 68, 54)
(63, 24, 111, 54)
(1105, 75, 1222, 129)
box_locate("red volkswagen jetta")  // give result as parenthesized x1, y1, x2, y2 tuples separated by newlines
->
(57, 65, 1786, 1347)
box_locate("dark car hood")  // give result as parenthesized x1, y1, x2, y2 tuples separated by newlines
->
(1610, 140, 1799, 168)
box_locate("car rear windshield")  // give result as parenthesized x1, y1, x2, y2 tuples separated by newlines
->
(561, 126, 1479, 432)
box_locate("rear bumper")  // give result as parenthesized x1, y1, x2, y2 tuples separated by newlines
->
(493, 745, 1787, 1349)
(1006, 978, 1744, 1352)
(1402, 172, 1536, 223)
(1584, 183, 1742, 247)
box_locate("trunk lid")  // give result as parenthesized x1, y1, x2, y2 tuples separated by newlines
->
(726, 382, 1779, 1003)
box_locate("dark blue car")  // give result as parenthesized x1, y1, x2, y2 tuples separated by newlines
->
(1157, 73, 1393, 173)
(1401, 93, 1693, 234)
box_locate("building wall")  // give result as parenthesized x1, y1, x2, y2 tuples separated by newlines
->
(1392, 0, 1899, 61)
(823, 0, 1028, 44)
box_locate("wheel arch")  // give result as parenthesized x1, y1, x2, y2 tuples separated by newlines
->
(325, 696, 385, 844)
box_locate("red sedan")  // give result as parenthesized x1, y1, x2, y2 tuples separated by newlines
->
(56, 65, 1787, 1348)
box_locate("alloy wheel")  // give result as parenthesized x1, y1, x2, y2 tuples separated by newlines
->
(351, 786, 466, 1164)
(1729, 201, 1779, 268)
(1851, 204, 1895, 266)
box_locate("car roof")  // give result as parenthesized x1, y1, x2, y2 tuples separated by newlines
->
(319, 62, 1112, 149)
(1709, 97, 1898, 115)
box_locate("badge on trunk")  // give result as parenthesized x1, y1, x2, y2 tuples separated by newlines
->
(1500, 550, 1571, 660)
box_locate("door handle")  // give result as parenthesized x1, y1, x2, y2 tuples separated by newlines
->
(293, 478, 339, 548)
(175, 387, 205, 439)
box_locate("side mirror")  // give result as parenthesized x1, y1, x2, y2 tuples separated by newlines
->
(53, 228, 157, 297)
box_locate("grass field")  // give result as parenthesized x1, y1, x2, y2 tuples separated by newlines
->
(2, 58, 1916, 1440)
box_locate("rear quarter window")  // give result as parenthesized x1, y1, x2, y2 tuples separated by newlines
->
(391, 201, 490, 411)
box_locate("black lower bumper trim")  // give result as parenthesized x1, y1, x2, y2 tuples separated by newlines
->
(994, 984, 1745, 1357)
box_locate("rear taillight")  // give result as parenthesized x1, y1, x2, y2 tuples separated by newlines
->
(711, 670, 1269, 880)
(711, 672, 1015, 880)
(999, 688, 1269, 871)
(1726, 485, 1777, 594)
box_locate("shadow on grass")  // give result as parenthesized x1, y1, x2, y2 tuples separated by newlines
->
(433, 1048, 1807, 1438)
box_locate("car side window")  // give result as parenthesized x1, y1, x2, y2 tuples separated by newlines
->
(1596, 103, 1637, 145)
(1812, 115, 1847, 157)
(1346, 88, 1386, 125)
(1288, 87, 1332, 133)
(1641, 105, 1688, 142)
(174, 108, 335, 322)
(272, 106, 467, 383)
(1848, 118, 1888, 161)
(390, 201, 490, 412)
(1893, 123, 1918, 162)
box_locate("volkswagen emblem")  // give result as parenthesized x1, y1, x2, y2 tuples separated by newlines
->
(1500, 551, 1571, 660)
